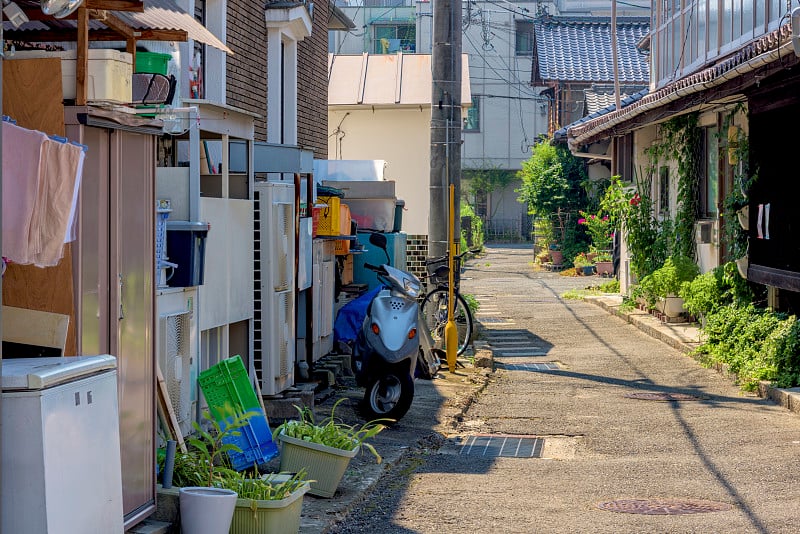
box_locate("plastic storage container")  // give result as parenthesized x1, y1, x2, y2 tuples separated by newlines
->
(352, 232, 408, 290)
(135, 51, 171, 75)
(8, 49, 132, 103)
(198, 355, 279, 471)
(346, 198, 396, 232)
(166, 221, 209, 287)
(317, 196, 341, 236)
(393, 198, 405, 232)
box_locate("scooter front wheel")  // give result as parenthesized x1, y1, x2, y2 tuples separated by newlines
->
(361, 372, 414, 422)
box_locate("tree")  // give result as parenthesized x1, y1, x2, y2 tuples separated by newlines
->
(516, 140, 586, 217)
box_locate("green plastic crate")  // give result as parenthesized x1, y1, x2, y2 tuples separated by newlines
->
(135, 51, 171, 75)
(198, 355, 278, 470)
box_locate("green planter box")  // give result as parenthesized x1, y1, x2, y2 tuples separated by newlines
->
(277, 433, 358, 498)
(230, 478, 310, 534)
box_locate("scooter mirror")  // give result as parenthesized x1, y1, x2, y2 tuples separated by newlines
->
(369, 232, 388, 250)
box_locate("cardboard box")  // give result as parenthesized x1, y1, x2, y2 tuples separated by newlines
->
(341, 255, 354, 285)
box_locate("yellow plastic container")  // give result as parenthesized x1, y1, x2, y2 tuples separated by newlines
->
(317, 196, 341, 236)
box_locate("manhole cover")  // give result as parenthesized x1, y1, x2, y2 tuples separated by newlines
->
(623, 392, 705, 401)
(597, 498, 732, 515)
(457, 434, 544, 458)
(502, 362, 559, 371)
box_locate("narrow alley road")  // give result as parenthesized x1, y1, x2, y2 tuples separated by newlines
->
(331, 244, 800, 534)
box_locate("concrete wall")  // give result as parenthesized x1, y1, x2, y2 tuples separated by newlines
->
(328, 107, 431, 235)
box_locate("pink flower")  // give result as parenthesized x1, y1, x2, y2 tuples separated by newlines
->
(578, 218, 586, 224)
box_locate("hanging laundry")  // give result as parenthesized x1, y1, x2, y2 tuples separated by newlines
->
(1, 119, 86, 267)
(30, 136, 84, 267)
(1, 121, 47, 264)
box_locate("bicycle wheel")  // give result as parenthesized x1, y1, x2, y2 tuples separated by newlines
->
(420, 288, 473, 356)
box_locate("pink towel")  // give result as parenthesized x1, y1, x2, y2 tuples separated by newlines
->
(31, 138, 82, 267)
(2, 122, 47, 264)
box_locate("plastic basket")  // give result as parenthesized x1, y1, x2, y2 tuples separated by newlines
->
(198, 355, 279, 470)
(135, 51, 171, 75)
(426, 256, 461, 287)
(317, 196, 341, 236)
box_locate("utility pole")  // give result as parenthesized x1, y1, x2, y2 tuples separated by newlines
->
(430, 0, 462, 259)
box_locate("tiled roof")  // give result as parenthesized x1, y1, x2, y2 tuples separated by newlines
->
(534, 17, 649, 84)
(565, 23, 794, 149)
(554, 87, 648, 141)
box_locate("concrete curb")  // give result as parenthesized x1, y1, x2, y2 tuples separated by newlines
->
(584, 294, 800, 417)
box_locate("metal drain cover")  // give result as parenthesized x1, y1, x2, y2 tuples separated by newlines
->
(457, 434, 544, 458)
(597, 498, 733, 515)
(623, 392, 705, 401)
(503, 362, 560, 371)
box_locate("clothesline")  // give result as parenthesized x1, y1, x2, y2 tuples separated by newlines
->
(1, 117, 86, 268)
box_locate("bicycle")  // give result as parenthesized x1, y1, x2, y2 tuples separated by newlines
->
(420, 248, 479, 358)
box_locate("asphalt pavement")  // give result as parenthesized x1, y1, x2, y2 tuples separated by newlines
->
(299, 244, 800, 534)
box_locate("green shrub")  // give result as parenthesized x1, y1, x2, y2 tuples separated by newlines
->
(680, 270, 722, 317)
(699, 305, 796, 391)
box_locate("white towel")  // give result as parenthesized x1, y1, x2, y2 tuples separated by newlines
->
(1, 122, 47, 264)
(31, 137, 82, 267)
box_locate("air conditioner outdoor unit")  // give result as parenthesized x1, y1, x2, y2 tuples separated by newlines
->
(158, 310, 192, 436)
(695, 220, 718, 245)
(253, 182, 296, 396)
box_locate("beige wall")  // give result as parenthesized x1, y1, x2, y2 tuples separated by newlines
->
(329, 106, 431, 235)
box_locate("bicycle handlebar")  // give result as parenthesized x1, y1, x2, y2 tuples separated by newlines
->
(423, 248, 481, 265)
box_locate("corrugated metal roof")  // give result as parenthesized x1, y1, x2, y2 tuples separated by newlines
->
(584, 84, 647, 115)
(109, 0, 231, 53)
(534, 16, 649, 84)
(328, 52, 471, 106)
(5, 0, 230, 54)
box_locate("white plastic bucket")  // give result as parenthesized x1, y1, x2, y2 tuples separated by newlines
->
(179, 486, 237, 534)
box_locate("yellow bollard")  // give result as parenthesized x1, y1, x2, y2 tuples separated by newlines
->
(445, 184, 457, 373)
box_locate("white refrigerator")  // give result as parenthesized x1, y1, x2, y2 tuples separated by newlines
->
(1, 355, 125, 533)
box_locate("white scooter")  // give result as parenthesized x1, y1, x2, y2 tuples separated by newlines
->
(353, 233, 440, 421)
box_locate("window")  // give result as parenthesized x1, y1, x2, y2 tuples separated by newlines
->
(373, 24, 416, 54)
(463, 96, 480, 132)
(702, 126, 719, 217)
(659, 166, 670, 215)
(652, 0, 781, 88)
(515, 21, 534, 56)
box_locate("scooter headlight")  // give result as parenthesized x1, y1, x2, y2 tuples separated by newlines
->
(403, 277, 420, 298)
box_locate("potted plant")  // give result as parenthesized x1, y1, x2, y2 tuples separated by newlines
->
(167, 410, 311, 534)
(223, 470, 310, 534)
(172, 411, 257, 534)
(646, 255, 700, 318)
(273, 399, 389, 498)
(594, 251, 614, 277)
(572, 252, 594, 276)
(548, 242, 563, 265)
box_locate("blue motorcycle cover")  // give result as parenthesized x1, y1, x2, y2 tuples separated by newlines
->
(333, 286, 382, 343)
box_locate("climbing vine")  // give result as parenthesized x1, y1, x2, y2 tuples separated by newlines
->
(643, 113, 702, 259)
(720, 106, 758, 261)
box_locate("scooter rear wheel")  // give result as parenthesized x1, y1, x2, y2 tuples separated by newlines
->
(361, 372, 414, 422)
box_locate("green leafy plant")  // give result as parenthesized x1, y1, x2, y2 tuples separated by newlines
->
(573, 252, 593, 268)
(461, 293, 480, 315)
(594, 251, 613, 262)
(273, 399, 389, 463)
(578, 211, 612, 252)
(171, 410, 259, 489)
(221, 469, 309, 503)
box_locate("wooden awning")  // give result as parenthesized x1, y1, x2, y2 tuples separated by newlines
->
(3, 0, 231, 54)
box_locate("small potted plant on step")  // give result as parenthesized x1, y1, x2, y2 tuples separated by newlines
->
(273, 398, 389, 498)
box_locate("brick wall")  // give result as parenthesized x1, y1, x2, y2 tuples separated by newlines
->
(406, 234, 429, 287)
(226, 0, 268, 141)
(297, 3, 330, 158)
